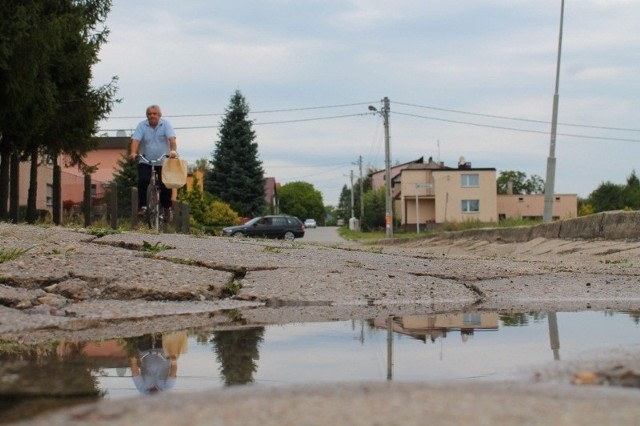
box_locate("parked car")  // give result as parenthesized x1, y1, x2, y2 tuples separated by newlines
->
(222, 215, 305, 240)
(304, 218, 317, 229)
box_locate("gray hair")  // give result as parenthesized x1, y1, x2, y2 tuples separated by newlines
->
(146, 105, 162, 116)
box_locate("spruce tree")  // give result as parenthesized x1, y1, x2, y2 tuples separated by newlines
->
(111, 147, 137, 217)
(205, 90, 264, 217)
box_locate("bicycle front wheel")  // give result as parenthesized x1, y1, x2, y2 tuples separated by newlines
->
(146, 183, 160, 231)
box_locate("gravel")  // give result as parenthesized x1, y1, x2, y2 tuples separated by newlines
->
(2, 223, 640, 425)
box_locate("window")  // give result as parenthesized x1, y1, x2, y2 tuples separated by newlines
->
(46, 184, 53, 207)
(461, 199, 479, 213)
(461, 174, 479, 187)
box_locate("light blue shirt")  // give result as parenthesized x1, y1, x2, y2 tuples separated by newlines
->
(132, 119, 176, 164)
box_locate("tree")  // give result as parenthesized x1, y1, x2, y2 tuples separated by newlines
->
(278, 181, 324, 221)
(111, 146, 137, 217)
(205, 90, 264, 217)
(361, 186, 386, 231)
(585, 170, 640, 213)
(497, 170, 544, 195)
(336, 185, 351, 223)
(622, 170, 640, 210)
(588, 181, 625, 213)
(190, 157, 209, 173)
(0, 0, 117, 223)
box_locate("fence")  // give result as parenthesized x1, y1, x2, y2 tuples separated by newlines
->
(62, 176, 190, 233)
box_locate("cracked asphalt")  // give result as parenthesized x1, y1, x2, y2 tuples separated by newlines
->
(2, 222, 640, 425)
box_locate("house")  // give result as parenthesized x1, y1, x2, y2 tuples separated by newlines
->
(372, 156, 497, 230)
(371, 155, 577, 231)
(61, 135, 129, 206)
(497, 193, 577, 221)
(16, 159, 55, 215)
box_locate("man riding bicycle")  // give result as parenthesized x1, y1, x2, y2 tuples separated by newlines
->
(129, 105, 178, 222)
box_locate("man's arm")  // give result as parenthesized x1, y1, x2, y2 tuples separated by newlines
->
(130, 139, 140, 161)
(168, 136, 177, 158)
(130, 357, 141, 377)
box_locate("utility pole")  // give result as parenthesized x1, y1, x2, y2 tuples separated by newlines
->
(368, 97, 393, 238)
(543, 0, 565, 223)
(350, 169, 355, 220)
(383, 97, 392, 238)
(358, 155, 364, 224)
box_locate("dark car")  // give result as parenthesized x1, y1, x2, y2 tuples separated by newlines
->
(222, 215, 305, 240)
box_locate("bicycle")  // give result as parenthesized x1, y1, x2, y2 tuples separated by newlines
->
(137, 154, 169, 232)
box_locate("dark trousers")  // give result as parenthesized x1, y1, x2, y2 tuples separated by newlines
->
(138, 163, 172, 209)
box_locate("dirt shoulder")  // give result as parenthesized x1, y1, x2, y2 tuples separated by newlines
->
(2, 222, 640, 425)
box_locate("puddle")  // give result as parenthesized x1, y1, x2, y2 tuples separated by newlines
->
(1, 310, 639, 422)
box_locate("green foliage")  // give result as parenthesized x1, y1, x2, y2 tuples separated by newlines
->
(361, 186, 387, 231)
(336, 184, 351, 222)
(0, 0, 118, 222)
(112, 146, 138, 216)
(205, 200, 240, 226)
(586, 171, 640, 213)
(205, 90, 265, 217)
(142, 240, 171, 254)
(278, 181, 324, 221)
(222, 280, 243, 298)
(178, 174, 240, 226)
(0, 246, 32, 263)
(588, 181, 625, 213)
(497, 170, 545, 194)
(579, 203, 594, 216)
(178, 174, 208, 224)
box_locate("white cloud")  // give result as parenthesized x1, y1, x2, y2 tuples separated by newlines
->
(94, 0, 640, 204)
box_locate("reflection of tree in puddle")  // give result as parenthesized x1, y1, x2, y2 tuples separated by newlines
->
(211, 327, 265, 386)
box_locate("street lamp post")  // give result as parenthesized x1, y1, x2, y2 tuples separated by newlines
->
(543, 0, 565, 223)
(369, 97, 393, 238)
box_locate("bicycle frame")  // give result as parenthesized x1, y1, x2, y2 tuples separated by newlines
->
(138, 154, 167, 232)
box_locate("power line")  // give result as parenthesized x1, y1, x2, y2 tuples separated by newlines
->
(102, 101, 378, 120)
(393, 100, 640, 133)
(98, 100, 640, 143)
(392, 111, 640, 143)
(99, 113, 371, 132)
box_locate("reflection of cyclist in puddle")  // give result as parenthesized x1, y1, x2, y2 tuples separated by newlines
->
(125, 331, 188, 395)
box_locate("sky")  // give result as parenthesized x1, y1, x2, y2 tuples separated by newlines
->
(93, 0, 640, 206)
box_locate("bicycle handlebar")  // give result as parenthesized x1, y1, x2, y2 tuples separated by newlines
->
(137, 153, 169, 166)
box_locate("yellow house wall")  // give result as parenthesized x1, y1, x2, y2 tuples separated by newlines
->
(399, 169, 436, 224)
(18, 161, 54, 213)
(432, 169, 497, 223)
(497, 194, 577, 219)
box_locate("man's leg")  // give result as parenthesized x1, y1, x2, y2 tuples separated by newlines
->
(158, 167, 173, 223)
(138, 163, 152, 214)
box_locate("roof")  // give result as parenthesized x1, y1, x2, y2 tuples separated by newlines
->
(97, 136, 129, 150)
(368, 156, 424, 177)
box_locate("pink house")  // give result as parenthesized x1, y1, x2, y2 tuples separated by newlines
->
(61, 136, 129, 205)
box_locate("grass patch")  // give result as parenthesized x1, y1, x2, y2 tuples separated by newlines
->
(142, 240, 172, 254)
(222, 280, 242, 298)
(0, 246, 33, 263)
(85, 227, 122, 238)
(337, 218, 543, 244)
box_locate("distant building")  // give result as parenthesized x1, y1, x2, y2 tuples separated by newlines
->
(370, 155, 576, 231)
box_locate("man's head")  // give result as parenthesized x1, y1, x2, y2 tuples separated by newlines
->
(146, 105, 162, 127)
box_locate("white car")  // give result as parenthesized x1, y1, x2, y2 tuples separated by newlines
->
(304, 218, 317, 229)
